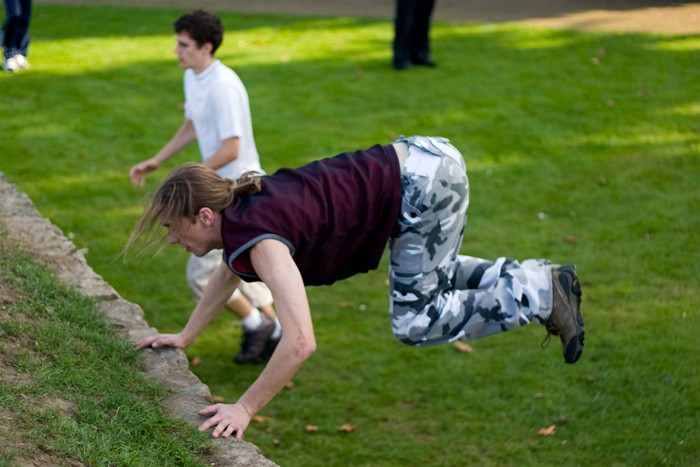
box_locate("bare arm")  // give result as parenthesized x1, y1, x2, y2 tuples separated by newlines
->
(133, 261, 240, 349)
(201, 136, 240, 171)
(198, 239, 316, 439)
(129, 120, 197, 187)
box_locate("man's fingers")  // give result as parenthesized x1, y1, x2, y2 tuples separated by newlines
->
(133, 334, 174, 350)
(198, 404, 220, 416)
(197, 404, 248, 438)
(199, 417, 224, 434)
(198, 406, 223, 433)
(133, 336, 156, 349)
(212, 422, 227, 438)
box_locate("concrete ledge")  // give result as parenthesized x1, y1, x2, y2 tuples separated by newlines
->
(0, 173, 277, 467)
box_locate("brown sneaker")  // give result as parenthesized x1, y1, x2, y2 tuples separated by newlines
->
(235, 315, 276, 364)
(545, 265, 584, 364)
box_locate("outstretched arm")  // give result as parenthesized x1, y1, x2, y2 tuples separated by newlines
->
(197, 239, 316, 439)
(133, 261, 240, 350)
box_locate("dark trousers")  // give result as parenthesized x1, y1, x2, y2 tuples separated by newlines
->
(2, 0, 31, 58)
(392, 0, 435, 67)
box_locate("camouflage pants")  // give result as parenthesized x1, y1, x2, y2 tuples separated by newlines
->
(389, 136, 553, 347)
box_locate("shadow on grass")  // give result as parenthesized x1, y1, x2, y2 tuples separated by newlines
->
(31, 4, 389, 40)
(8, 7, 697, 166)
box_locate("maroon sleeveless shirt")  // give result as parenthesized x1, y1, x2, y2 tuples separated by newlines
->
(221, 144, 402, 286)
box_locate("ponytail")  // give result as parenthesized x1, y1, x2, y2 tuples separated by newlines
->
(232, 170, 262, 196)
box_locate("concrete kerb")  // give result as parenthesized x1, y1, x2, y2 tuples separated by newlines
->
(0, 173, 278, 467)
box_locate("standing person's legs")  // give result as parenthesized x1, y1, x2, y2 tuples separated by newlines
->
(409, 0, 435, 65)
(392, 0, 416, 70)
(2, 0, 31, 64)
(388, 136, 553, 347)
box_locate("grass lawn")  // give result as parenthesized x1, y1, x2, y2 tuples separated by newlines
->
(0, 235, 212, 465)
(1, 5, 699, 466)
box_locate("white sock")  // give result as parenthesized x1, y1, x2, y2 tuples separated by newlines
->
(271, 319, 282, 340)
(241, 307, 262, 331)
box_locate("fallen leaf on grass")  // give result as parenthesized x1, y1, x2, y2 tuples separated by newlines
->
(253, 415, 270, 423)
(538, 425, 556, 436)
(338, 423, 357, 432)
(453, 341, 474, 353)
(284, 381, 295, 389)
(190, 356, 202, 366)
(305, 425, 319, 432)
(211, 395, 225, 403)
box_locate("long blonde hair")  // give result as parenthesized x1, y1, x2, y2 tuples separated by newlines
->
(125, 163, 261, 254)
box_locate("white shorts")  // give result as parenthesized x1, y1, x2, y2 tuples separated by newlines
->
(186, 250, 274, 308)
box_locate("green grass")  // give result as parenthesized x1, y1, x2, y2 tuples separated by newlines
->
(0, 234, 212, 465)
(1, 5, 699, 466)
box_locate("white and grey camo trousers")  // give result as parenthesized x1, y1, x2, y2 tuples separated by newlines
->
(389, 136, 553, 347)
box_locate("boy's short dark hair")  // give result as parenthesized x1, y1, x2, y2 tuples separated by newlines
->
(173, 10, 224, 54)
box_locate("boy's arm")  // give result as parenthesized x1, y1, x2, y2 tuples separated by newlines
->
(130, 120, 197, 187)
(202, 136, 240, 171)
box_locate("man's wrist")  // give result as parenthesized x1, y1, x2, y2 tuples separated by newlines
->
(179, 330, 195, 348)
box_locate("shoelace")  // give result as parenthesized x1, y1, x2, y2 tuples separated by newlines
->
(540, 321, 560, 348)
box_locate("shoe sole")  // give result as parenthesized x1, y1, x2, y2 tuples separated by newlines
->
(556, 265, 585, 364)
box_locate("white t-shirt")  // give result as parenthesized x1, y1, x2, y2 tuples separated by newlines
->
(184, 60, 262, 179)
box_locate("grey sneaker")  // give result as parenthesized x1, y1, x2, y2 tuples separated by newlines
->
(545, 265, 584, 364)
(235, 315, 276, 364)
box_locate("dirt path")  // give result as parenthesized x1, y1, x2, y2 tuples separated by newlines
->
(36, 0, 700, 34)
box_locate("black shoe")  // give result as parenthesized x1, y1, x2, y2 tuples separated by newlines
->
(392, 60, 412, 71)
(235, 316, 276, 364)
(413, 59, 436, 68)
(544, 265, 585, 364)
